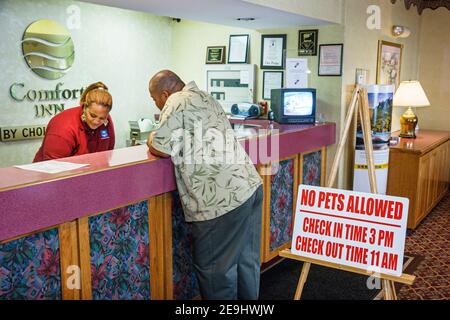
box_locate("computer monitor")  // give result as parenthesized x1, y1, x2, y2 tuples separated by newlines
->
(271, 88, 316, 124)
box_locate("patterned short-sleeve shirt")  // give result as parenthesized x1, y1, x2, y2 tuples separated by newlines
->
(152, 81, 262, 222)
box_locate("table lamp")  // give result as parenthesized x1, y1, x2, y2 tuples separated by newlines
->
(393, 80, 430, 138)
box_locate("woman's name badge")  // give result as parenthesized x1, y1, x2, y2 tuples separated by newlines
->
(100, 129, 109, 139)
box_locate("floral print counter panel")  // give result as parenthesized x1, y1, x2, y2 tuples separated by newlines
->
(302, 150, 322, 186)
(89, 201, 150, 300)
(269, 158, 295, 251)
(0, 228, 61, 300)
(172, 191, 200, 300)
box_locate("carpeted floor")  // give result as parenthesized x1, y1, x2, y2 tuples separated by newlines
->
(259, 254, 417, 300)
(397, 191, 450, 300)
(259, 191, 450, 300)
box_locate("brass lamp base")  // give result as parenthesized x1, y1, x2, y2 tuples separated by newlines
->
(399, 107, 418, 138)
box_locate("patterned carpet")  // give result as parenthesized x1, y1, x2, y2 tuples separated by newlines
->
(398, 191, 450, 300)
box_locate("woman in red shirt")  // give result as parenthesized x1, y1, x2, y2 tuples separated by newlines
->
(33, 82, 115, 162)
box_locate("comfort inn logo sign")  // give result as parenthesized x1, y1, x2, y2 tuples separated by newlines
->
(22, 19, 75, 80)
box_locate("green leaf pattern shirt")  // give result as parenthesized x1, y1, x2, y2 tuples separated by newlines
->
(152, 81, 262, 222)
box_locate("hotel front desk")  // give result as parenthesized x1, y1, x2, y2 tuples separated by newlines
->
(0, 120, 335, 300)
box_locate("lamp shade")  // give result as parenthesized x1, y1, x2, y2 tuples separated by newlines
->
(393, 80, 430, 107)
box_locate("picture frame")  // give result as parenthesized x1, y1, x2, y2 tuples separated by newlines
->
(260, 34, 286, 69)
(206, 46, 225, 64)
(228, 34, 250, 64)
(318, 43, 343, 76)
(262, 71, 284, 100)
(298, 29, 318, 56)
(376, 40, 403, 90)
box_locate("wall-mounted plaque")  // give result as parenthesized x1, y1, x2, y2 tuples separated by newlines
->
(298, 29, 318, 56)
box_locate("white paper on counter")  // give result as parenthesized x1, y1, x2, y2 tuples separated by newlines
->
(286, 58, 308, 88)
(108, 146, 149, 167)
(15, 160, 89, 174)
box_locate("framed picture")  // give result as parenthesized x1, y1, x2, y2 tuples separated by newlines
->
(228, 34, 250, 64)
(260, 34, 286, 69)
(206, 46, 225, 64)
(263, 71, 283, 100)
(318, 43, 343, 76)
(298, 29, 318, 56)
(376, 40, 403, 90)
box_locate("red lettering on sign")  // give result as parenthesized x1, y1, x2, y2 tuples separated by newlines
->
(381, 252, 398, 270)
(345, 244, 368, 264)
(394, 202, 403, 220)
(346, 196, 404, 221)
(301, 189, 316, 207)
(316, 192, 346, 211)
(325, 242, 344, 259)
(303, 217, 332, 236)
(295, 236, 324, 255)
(337, 194, 345, 211)
(318, 191, 325, 207)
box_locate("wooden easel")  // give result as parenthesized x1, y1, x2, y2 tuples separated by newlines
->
(279, 85, 415, 300)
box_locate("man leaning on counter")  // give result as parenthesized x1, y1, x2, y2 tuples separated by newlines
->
(147, 70, 264, 300)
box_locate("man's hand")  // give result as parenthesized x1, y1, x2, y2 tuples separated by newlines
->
(147, 131, 170, 158)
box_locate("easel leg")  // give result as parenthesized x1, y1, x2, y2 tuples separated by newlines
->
(383, 280, 390, 300)
(359, 88, 378, 194)
(326, 86, 361, 187)
(390, 280, 398, 300)
(294, 262, 311, 300)
(382, 279, 398, 300)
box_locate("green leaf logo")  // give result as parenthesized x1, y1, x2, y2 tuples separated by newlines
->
(22, 19, 75, 80)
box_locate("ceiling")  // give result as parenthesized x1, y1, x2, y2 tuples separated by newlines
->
(78, 0, 331, 29)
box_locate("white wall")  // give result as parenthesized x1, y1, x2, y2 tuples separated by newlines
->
(0, 0, 172, 166)
(416, 7, 450, 131)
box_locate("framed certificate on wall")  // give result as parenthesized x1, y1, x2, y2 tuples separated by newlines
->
(228, 34, 250, 63)
(263, 71, 283, 100)
(260, 34, 286, 69)
(318, 43, 343, 76)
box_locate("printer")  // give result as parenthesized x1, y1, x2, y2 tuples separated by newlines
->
(127, 118, 158, 146)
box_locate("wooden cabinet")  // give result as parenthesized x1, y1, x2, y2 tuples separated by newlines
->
(387, 130, 450, 229)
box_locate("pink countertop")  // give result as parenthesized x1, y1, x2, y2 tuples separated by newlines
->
(0, 145, 160, 192)
(0, 120, 335, 241)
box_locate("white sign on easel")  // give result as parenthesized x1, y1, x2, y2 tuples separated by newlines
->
(280, 86, 415, 300)
(291, 185, 409, 276)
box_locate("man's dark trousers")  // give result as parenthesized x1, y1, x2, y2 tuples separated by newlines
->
(191, 185, 263, 300)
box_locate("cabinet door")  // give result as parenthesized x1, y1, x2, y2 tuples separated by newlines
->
(416, 153, 431, 226)
(447, 141, 450, 188)
(426, 149, 438, 213)
(438, 141, 450, 197)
